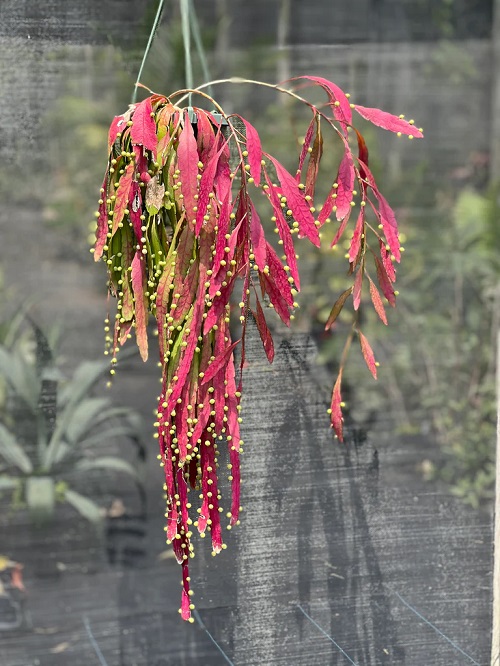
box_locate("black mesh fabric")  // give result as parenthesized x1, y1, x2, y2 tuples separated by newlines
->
(0, 2, 492, 664)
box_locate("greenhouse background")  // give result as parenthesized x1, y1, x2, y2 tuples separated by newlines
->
(0, 1, 496, 664)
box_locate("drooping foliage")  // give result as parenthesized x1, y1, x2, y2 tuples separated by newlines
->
(92, 77, 422, 620)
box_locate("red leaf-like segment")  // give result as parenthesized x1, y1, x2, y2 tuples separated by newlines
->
(196, 109, 217, 164)
(186, 385, 211, 451)
(224, 355, 241, 523)
(195, 140, 227, 235)
(174, 392, 189, 462)
(228, 440, 241, 525)
(212, 322, 229, 432)
(130, 97, 158, 156)
(237, 269, 251, 385)
(209, 220, 243, 300)
(305, 118, 322, 200)
(334, 148, 355, 221)
(264, 173, 300, 289)
(119, 321, 133, 346)
(204, 276, 236, 332)
(156, 102, 174, 134)
(181, 564, 192, 621)
(331, 216, 351, 248)
(259, 272, 291, 326)
(239, 116, 262, 185)
(249, 200, 267, 271)
(201, 339, 240, 385)
(120, 284, 134, 324)
(297, 113, 317, 176)
(330, 372, 344, 441)
(348, 210, 365, 264)
(118, 226, 135, 321)
(172, 225, 195, 296)
(354, 129, 369, 177)
(198, 432, 214, 529)
(128, 181, 143, 244)
(353, 267, 363, 311)
(200, 436, 223, 552)
(214, 133, 232, 203)
(368, 276, 388, 325)
(317, 145, 354, 226)
(292, 75, 352, 129)
(164, 240, 210, 413)
(108, 114, 126, 153)
(172, 258, 199, 324)
(266, 156, 320, 246)
(131, 252, 149, 361)
(265, 242, 294, 307)
(358, 330, 378, 379)
(177, 112, 200, 227)
(254, 297, 275, 363)
(376, 192, 401, 262)
(133, 144, 148, 177)
(156, 260, 176, 360)
(94, 173, 109, 261)
(354, 105, 423, 138)
(318, 184, 336, 226)
(158, 415, 174, 477)
(172, 523, 187, 563)
(213, 378, 226, 435)
(156, 129, 172, 167)
(112, 161, 134, 235)
(379, 240, 396, 282)
(207, 479, 223, 554)
(324, 287, 353, 331)
(363, 163, 401, 263)
(211, 191, 232, 276)
(165, 300, 203, 415)
(375, 256, 396, 306)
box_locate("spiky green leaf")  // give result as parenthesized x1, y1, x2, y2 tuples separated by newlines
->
(44, 360, 112, 469)
(0, 423, 32, 473)
(0, 348, 38, 410)
(64, 488, 103, 525)
(75, 456, 141, 480)
(65, 397, 113, 444)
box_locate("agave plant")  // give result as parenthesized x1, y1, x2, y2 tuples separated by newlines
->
(0, 320, 144, 525)
(91, 76, 422, 619)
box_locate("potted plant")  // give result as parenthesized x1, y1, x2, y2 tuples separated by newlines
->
(0, 320, 145, 530)
(91, 75, 422, 620)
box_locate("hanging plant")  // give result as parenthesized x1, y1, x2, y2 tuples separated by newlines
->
(91, 76, 422, 621)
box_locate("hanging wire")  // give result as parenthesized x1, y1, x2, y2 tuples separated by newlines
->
(131, 0, 213, 112)
(180, 0, 193, 108)
(131, 0, 167, 104)
(188, 0, 214, 99)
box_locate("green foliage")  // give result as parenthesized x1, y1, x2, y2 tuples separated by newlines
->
(0, 320, 145, 525)
(426, 40, 478, 85)
(319, 184, 498, 506)
(41, 91, 117, 244)
(407, 187, 498, 506)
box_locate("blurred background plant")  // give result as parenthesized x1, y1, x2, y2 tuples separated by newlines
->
(310, 178, 499, 508)
(0, 317, 146, 525)
(402, 184, 499, 507)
